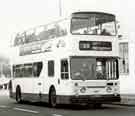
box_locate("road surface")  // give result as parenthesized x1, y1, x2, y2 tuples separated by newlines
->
(0, 92, 135, 116)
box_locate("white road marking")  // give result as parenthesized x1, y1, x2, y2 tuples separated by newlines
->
(0, 105, 8, 108)
(52, 114, 63, 116)
(13, 107, 39, 114)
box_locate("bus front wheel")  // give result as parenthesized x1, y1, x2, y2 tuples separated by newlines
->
(49, 87, 57, 108)
(16, 87, 22, 103)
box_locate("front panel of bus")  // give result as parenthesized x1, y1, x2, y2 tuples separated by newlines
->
(70, 56, 119, 95)
(57, 12, 120, 104)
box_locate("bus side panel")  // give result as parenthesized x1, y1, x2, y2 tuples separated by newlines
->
(12, 78, 33, 100)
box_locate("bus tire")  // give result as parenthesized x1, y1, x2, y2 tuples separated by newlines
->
(93, 103, 102, 108)
(16, 86, 22, 103)
(49, 87, 57, 108)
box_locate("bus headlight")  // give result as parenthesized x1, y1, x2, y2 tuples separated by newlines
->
(106, 86, 112, 93)
(80, 87, 86, 93)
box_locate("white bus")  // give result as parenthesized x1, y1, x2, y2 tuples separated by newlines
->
(9, 11, 120, 107)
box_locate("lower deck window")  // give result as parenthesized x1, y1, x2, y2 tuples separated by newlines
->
(48, 61, 54, 77)
(13, 62, 43, 78)
(33, 62, 43, 77)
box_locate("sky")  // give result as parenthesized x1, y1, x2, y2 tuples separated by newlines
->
(0, 0, 134, 57)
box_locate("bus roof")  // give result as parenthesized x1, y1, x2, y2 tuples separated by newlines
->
(72, 11, 115, 17)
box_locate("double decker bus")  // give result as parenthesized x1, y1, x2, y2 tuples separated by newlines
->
(9, 11, 120, 107)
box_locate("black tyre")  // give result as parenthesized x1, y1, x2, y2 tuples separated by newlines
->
(16, 87, 22, 103)
(9, 80, 13, 97)
(49, 87, 57, 108)
(93, 103, 102, 108)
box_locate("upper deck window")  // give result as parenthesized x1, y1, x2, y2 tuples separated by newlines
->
(13, 19, 69, 46)
(71, 12, 116, 36)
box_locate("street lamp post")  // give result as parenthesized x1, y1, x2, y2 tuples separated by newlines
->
(59, 0, 62, 17)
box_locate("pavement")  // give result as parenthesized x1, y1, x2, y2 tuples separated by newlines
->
(0, 89, 9, 96)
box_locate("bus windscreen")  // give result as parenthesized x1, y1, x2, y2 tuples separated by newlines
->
(71, 12, 116, 36)
(70, 57, 118, 80)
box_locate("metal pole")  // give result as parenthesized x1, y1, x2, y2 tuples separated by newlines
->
(59, 0, 62, 16)
(0, 64, 2, 77)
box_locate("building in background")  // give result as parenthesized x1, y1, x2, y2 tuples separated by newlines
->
(0, 56, 11, 90)
(118, 35, 135, 104)
(118, 37, 129, 95)
(118, 38, 129, 77)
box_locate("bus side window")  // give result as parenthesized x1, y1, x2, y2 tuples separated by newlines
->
(61, 60, 69, 79)
(33, 62, 43, 77)
(23, 64, 33, 77)
(48, 61, 54, 77)
(13, 65, 15, 77)
(13, 65, 22, 77)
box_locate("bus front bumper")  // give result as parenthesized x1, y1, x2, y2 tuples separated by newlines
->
(57, 94, 121, 105)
